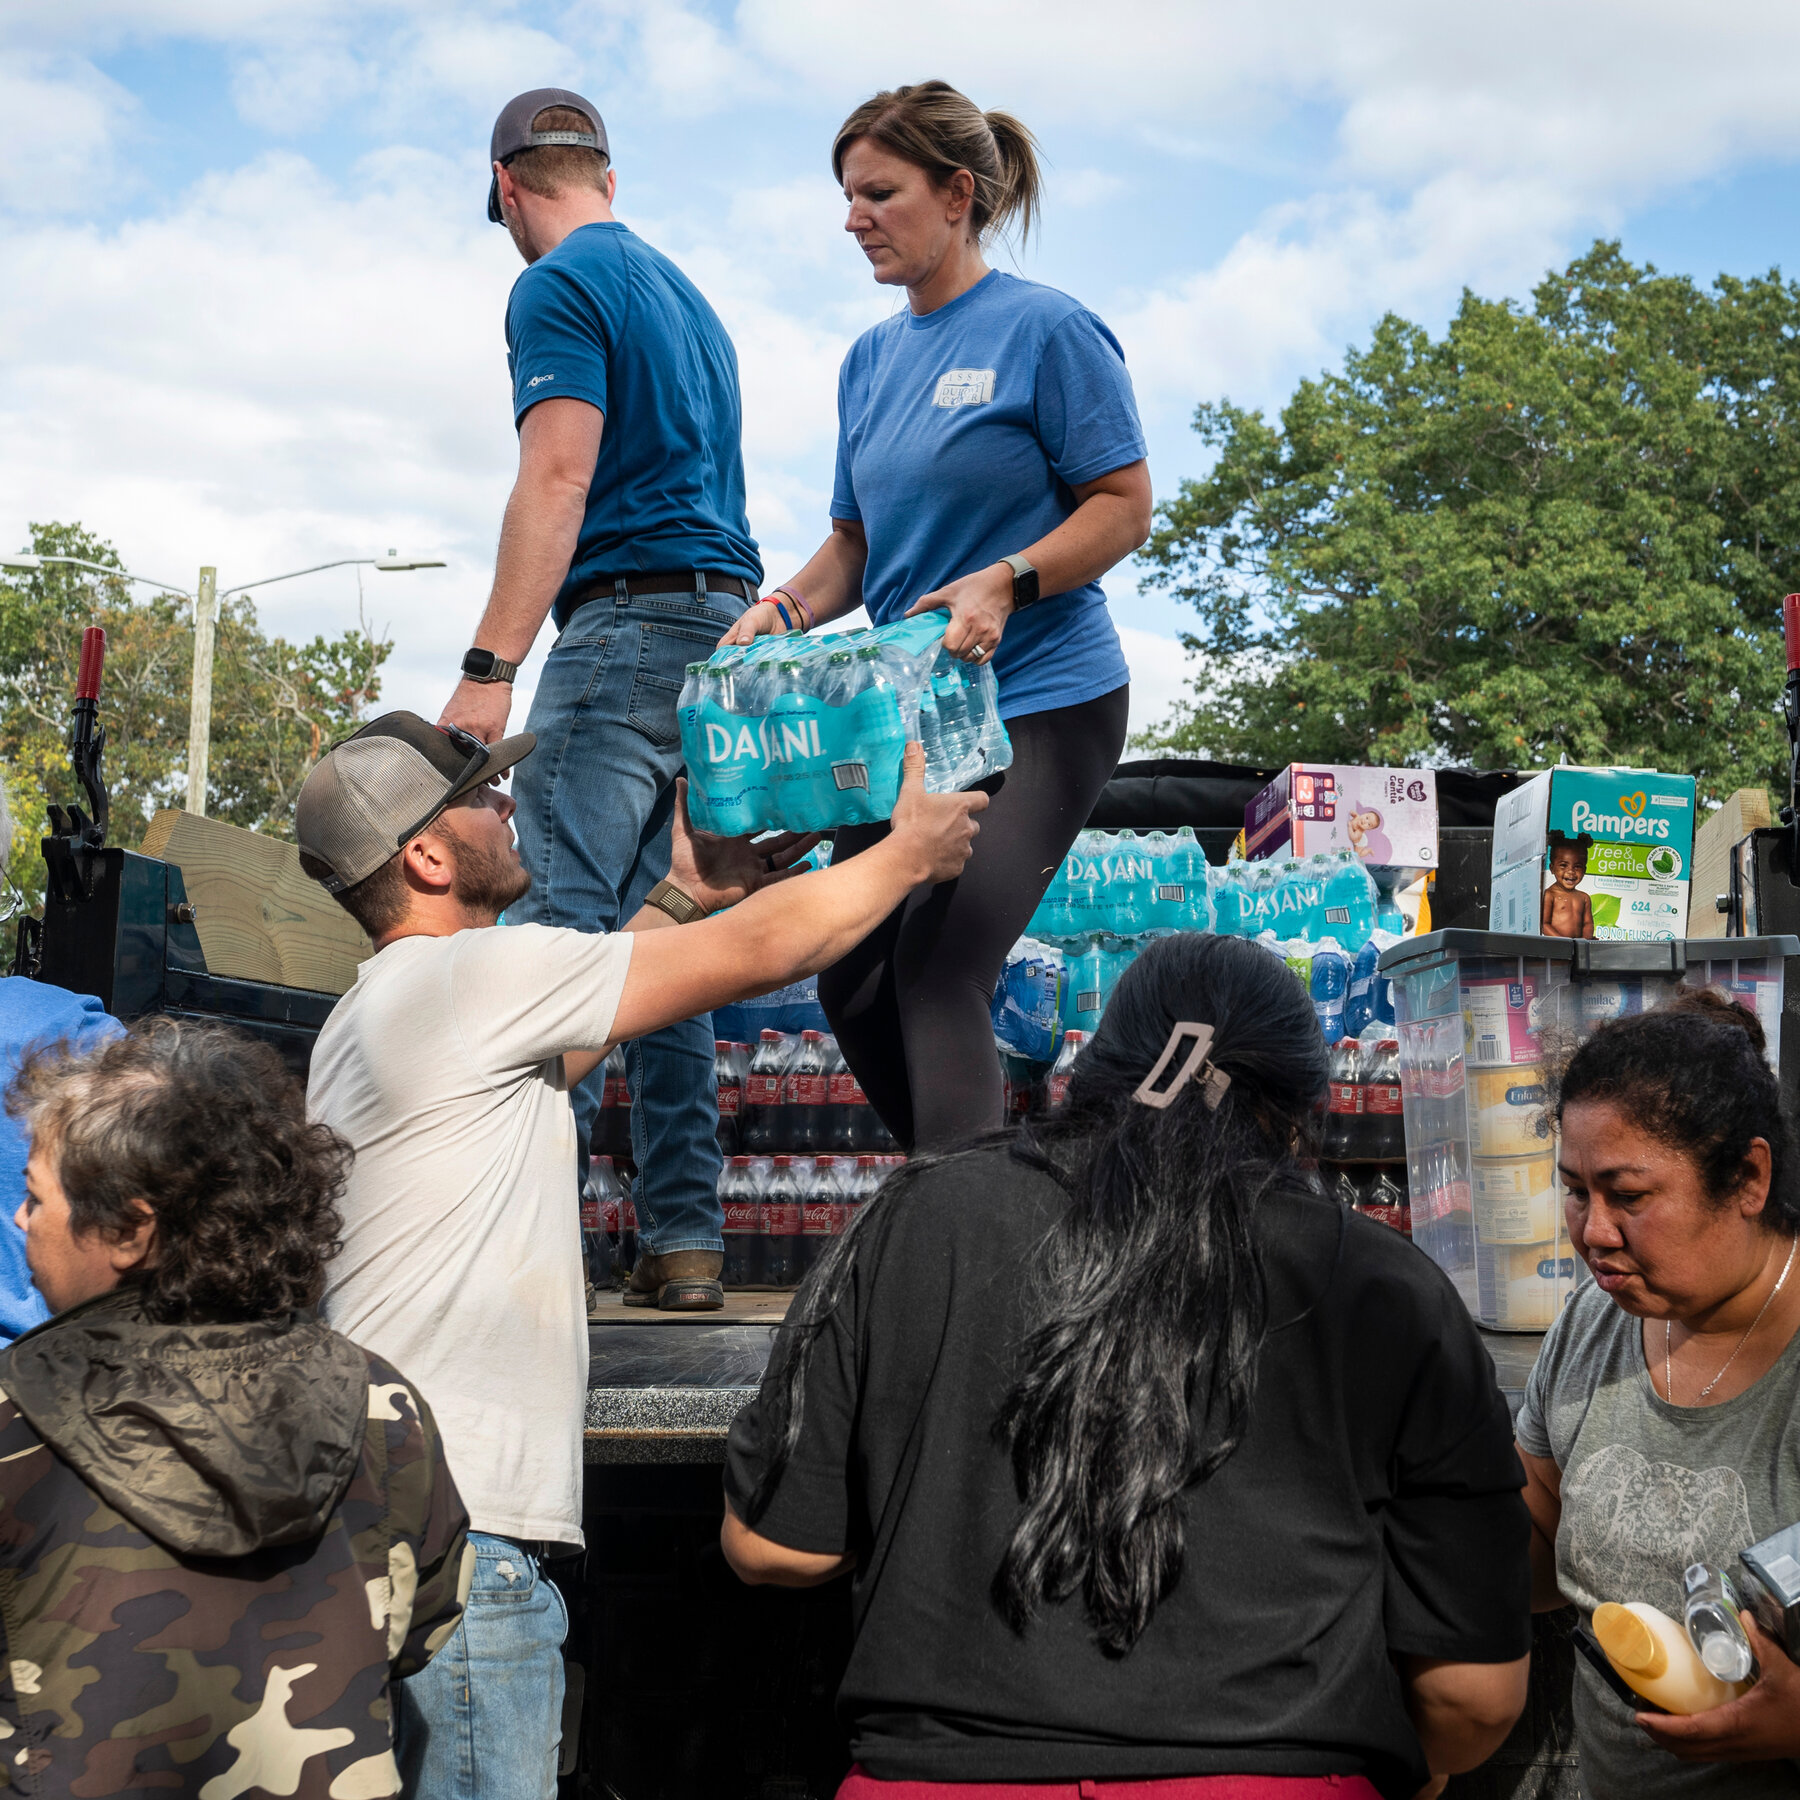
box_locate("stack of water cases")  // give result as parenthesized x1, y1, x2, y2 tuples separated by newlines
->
(678, 612, 1012, 834)
(1380, 931, 1798, 1331)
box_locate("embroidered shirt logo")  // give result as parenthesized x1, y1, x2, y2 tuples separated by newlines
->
(933, 368, 995, 408)
(525, 373, 556, 388)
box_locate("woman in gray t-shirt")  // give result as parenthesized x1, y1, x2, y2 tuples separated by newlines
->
(1517, 988, 1800, 1797)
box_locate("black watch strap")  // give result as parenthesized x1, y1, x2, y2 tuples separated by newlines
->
(462, 648, 519, 684)
(1001, 553, 1040, 610)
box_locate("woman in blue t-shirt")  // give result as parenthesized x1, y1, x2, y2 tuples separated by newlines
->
(720, 80, 1150, 1152)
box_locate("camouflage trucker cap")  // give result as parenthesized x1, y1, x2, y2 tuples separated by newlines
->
(296, 711, 536, 893)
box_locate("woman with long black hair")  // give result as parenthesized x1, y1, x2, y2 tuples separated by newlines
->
(723, 934, 1531, 1800)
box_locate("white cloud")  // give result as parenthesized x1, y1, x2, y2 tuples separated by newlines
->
(1116, 625, 1194, 742)
(0, 54, 137, 212)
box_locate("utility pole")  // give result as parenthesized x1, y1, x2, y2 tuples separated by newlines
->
(185, 566, 217, 815)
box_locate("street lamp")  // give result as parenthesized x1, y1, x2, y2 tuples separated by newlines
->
(188, 549, 445, 816)
(1, 548, 444, 816)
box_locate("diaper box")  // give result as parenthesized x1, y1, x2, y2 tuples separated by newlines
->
(1245, 765, 1439, 868)
(1489, 767, 1696, 941)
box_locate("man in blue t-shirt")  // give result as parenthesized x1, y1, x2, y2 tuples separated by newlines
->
(440, 89, 761, 1326)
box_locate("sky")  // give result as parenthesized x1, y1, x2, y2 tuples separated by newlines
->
(4, 1, 1800, 746)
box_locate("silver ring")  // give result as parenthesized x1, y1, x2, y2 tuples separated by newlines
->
(968, 644, 987, 661)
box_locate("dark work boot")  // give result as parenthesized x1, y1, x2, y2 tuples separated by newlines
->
(623, 1249, 725, 1311)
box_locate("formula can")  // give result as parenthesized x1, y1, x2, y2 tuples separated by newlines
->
(1472, 1154, 1561, 1244)
(1467, 1065, 1553, 1157)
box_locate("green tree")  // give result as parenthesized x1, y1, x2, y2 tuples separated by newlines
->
(0, 522, 390, 913)
(1139, 241, 1800, 805)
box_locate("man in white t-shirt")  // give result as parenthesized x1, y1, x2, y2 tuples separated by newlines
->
(293, 709, 982, 1800)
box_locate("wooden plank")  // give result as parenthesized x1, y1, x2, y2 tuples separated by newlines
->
(139, 809, 372, 995)
(1688, 788, 1773, 937)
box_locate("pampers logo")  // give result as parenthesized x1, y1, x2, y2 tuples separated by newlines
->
(1570, 797, 1671, 840)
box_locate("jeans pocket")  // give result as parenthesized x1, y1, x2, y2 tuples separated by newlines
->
(470, 1540, 542, 1606)
(626, 622, 725, 747)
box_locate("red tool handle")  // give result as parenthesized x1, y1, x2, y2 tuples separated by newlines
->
(75, 626, 106, 701)
(1785, 595, 1800, 674)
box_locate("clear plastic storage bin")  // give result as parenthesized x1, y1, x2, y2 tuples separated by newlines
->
(1377, 932, 1797, 1332)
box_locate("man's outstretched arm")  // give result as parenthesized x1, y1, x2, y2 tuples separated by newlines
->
(568, 747, 983, 1079)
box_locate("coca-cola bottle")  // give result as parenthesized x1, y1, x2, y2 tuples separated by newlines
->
(1047, 1030, 1085, 1108)
(741, 1031, 792, 1154)
(719, 1156, 762, 1287)
(823, 1038, 862, 1152)
(715, 1039, 743, 1156)
(799, 1156, 837, 1275)
(615, 1169, 638, 1280)
(1322, 1039, 1363, 1161)
(1361, 1168, 1409, 1235)
(762, 1155, 803, 1287)
(598, 1044, 632, 1163)
(786, 1031, 829, 1154)
(1363, 1039, 1404, 1161)
(581, 1158, 616, 1304)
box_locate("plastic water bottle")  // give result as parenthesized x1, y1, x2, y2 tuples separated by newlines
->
(1209, 861, 1248, 937)
(1344, 938, 1381, 1039)
(1321, 849, 1378, 950)
(1276, 856, 1321, 941)
(1169, 828, 1214, 933)
(1309, 944, 1351, 1042)
(930, 665, 977, 784)
(992, 939, 1065, 1063)
(1063, 937, 1107, 1037)
(1242, 860, 1282, 938)
(1104, 831, 1149, 938)
(768, 660, 833, 833)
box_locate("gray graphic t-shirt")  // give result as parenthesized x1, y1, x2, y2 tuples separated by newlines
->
(1517, 1280, 1800, 1799)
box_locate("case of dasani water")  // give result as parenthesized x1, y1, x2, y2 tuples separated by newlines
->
(1379, 930, 1796, 1331)
(677, 613, 1011, 835)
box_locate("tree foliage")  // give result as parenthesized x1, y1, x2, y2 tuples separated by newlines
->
(1139, 241, 1800, 803)
(0, 522, 390, 912)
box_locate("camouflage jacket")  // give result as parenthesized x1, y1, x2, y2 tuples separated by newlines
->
(0, 1289, 471, 1797)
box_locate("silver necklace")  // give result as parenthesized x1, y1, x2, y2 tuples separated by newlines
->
(1664, 1234, 1799, 1404)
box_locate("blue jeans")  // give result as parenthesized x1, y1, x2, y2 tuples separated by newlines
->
(510, 581, 747, 1256)
(395, 1532, 569, 1800)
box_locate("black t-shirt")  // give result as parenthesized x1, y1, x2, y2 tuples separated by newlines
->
(724, 1145, 1530, 1798)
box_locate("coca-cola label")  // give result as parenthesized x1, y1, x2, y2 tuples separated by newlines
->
(580, 1196, 600, 1229)
(722, 1200, 760, 1234)
(762, 1201, 801, 1234)
(603, 1077, 629, 1107)
(600, 1197, 620, 1233)
(801, 1200, 835, 1236)
(717, 1085, 742, 1116)
(621, 1200, 637, 1228)
(1366, 1083, 1403, 1116)
(1047, 1074, 1071, 1107)
(1363, 1202, 1406, 1233)
(1328, 1081, 1363, 1115)
(788, 1073, 828, 1106)
(744, 1074, 782, 1106)
(828, 1072, 867, 1106)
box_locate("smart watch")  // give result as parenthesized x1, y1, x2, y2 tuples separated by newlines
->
(461, 648, 519, 684)
(1000, 553, 1040, 610)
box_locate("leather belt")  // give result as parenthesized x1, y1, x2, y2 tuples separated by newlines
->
(579, 571, 757, 604)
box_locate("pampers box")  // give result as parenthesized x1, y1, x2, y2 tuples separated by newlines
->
(1490, 767, 1697, 941)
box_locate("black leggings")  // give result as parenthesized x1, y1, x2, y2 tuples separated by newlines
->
(818, 684, 1129, 1154)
